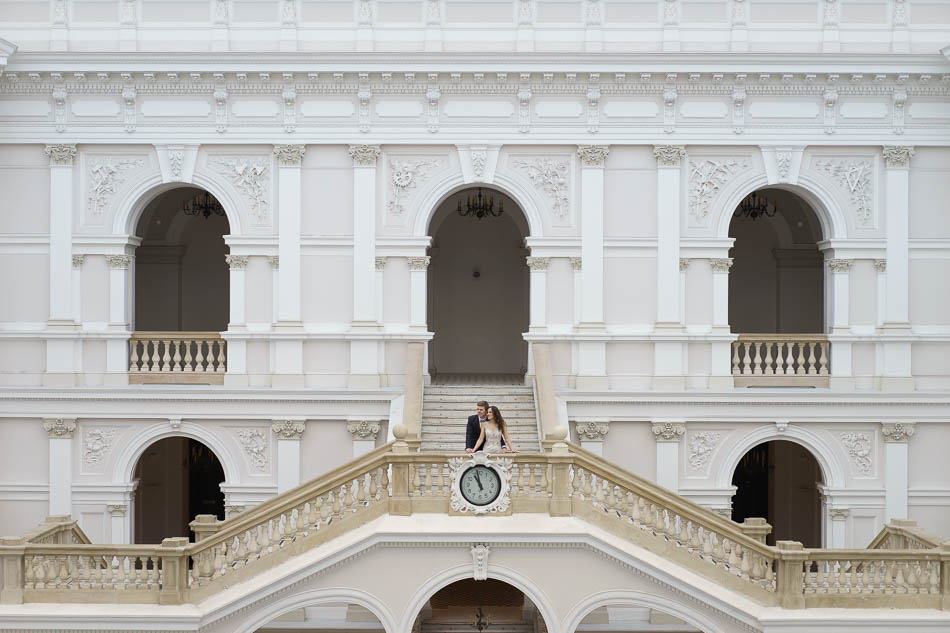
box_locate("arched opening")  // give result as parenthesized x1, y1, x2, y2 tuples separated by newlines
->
(131, 187, 230, 382)
(731, 440, 823, 547)
(411, 578, 548, 632)
(427, 187, 529, 380)
(728, 188, 829, 384)
(132, 437, 225, 544)
(577, 603, 702, 632)
(253, 601, 385, 633)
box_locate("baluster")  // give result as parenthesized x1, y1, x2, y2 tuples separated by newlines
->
(784, 341, 795, 375)
(677, 514, 689, 543)
(806, 341, 818, 376)
(183, 339, 194, 372)
(146, 341, 158, 372)
(150, 556, 160, 586)
(605, 483, 618, 516)
(170, 339, 182, 372)
(861, 561, 872, 594)
(158, 339, 171, 372)
(297, 504, 308, 536)
(689, 521, 702, 549)
(320, 493, 331, 526)
(571, 467, 583, 498)
(192, 340, 205, 373)
(727, 539, 738, 568)
(583, 469, 594, 500)
(595, 477, 606, 509)
(517, 463, 527, 497)
(423, 463, 433, 496)
(332, 488, 343, 519)
(751, 342, 763, 375)
(412, 464, 421, 496)
(57, 555, 68, 587)
(247, 526, 260, 561)
(763, 342, 774, 375)
(216, 339, 226, 373)
(818, 341, 829, 375)
(904, 562, 917, 594)
(381, 465, 390, 496)
(712, 533, 725, 561)
(740, 342, 752, 375)
(912, 562, 925, 594)
(794, 342, 806, 375)
(752, 554, 765, 584)
(104, 556, 115, 588)
(258, 520, 271, 555)
(731, 341, 740, 374)
(433, 465, 443, 498)
(370, 469, 380, 503)
(740, 548, 751, 579)
(929, 561, 940, 594)
(814, 559, 827, 593)
(849, 560, 859, 593)
(640, 499, 653, 528)
(129, 340, 140, 372)
(79, 555, 90, 589)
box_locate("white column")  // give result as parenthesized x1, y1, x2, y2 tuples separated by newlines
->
(348, 419, 381, 458)
(881, 147, 914, 389)
(527, 257, 549, 331)
(709, 258, 734, 390)
(678, 258, 689, 325)
(829, 508, 849, 548)
(826, 259, 851, 332)
(575, 421, 608, 457)
(46, 145, 75, 325)
(272, 420, 305, 494)
(107, 255, 133, 327)
(654, 146, 685, 326)
(107, 504, 128, 544)
(375, 257, 387, 323)
(408, 256, 430, 329)
(275, 145, 305, 325)
(268, 256, 280, 326)
(43, 418, 75, 516)
(883, 422, 914, 522)
(349, 145, 380, 326)
(225, 255, 247, 327)
(71, 255, 83, 324)
(652, 421, 685, 492)
(577, 146, 608, 327)
(571, 257, 582, 326)
(874, 259, 886, 328)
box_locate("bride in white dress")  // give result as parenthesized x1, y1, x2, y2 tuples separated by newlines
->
(472, 405, 518, 454)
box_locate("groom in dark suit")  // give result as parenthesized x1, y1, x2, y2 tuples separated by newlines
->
(464, 400, 506, 453)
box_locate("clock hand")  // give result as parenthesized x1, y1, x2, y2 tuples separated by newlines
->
(474, 470, 484, 491)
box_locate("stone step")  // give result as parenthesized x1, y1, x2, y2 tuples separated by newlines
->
(424, 389, 533, 396)
(422, 395, 535, 404)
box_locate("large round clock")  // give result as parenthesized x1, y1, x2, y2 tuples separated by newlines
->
(460, 464, 502, 506)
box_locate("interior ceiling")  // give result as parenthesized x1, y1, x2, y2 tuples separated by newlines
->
(730, 187, 824, 245)
(429, 578, 525, 608)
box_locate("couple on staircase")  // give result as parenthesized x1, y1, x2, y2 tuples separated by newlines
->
(464, 400, 519, 454)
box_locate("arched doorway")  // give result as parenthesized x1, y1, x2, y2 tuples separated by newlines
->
(134, 187, 230, 332)
(132, 437, 225, 544)
(731, 440, 823, 547)
(728, 187, 824, 334)
(577, 603, 702, 632)
(410, 578, 548, 632)
(427, 187, 529, 379)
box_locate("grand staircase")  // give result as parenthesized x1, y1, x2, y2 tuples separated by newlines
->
(420, 379, 541, 453)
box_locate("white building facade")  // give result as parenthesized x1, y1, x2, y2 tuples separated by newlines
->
(0, 2, 949, 632)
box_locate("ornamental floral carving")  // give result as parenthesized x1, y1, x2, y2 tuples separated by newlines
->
(511, 158, 570, 220)
(347, 419, 381, 440)
(687, 431, 721, 471)
(167, 147, 183, 180)
(525, 257, 549, 271)
(225, 255, 248, 270)
(775, 150, 793, 183)
(709, 258, 733, 273)
(873, 259, 886, 273)
(87, 157, 145, 218)
(570, 257, 582, 271)
(652, 422, 685, 442)
(106, 254, 132, 269)
(688, 159, 748, 225)
(237, 429, 269, 472)
(470, 148, 487, 179)
(576, 421, 609, 441)
(45, 144, 76, 165)
(882, 422, 915, 443)
(273, 144, 306, 166)
(43, 418, 76, 438)
(349, 144, 380, 166)
(813, 158, 873, 226)
(577, 145, 609, 167)
(471, 544, 490, 581)
(840, 432, 872, 476)
(271, 419, 305, 440)
(72, 255, 84, 268)
(408, 256, 430, 271)
(826, 258, 852, 273)
(653, 145, 685, 167)
(83, 428, 116, 468)
(375, 257, 388, 271)
(388, 157, 443, 218)
(882, 146, 915, 169)
(209, 157, 270, 224)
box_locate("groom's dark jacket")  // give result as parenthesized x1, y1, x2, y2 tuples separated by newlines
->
(465, 414, 506, 451)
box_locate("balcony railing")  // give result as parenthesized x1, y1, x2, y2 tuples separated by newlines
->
(732, 334, 829, 387)
(129, 332, 226, 384)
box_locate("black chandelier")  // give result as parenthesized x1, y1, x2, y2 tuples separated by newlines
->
(734, 190, 777, 221)
(182, 191, 226, 219)
(458, 188, 504, 220)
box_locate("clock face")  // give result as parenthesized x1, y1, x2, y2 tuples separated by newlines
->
(460, 464, 502, 506)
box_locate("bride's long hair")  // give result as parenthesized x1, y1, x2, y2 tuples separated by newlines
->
(488, 406, 507, 434)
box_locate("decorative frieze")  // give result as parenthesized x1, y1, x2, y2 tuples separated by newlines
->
(271, 419, 305, 440)
(687, 431, 721, 470)
(349, 144, 380, 166)
(826, 258, 852, 273)
(106, 255, 132, 269)
(812, 158, 873, 226)
(882, 422, 915, 443)
(526, 257, 550, 271)
(83, 428, 116, 468)
(225, 255, 248, 270)
(347, 419, 381, 440)
(273, 144, 306, 166)
(882, 146, 915, 169)
(237, 429, 269, 472)
(653, 145, 685, 167)
(511, 158, 570, 220)
(652, 422, 685, 442)
(687, 159, 747, 225)
(731, 0, 746, 26)
(388, 157, 443, 218)
(576, 421, 609, 441)
(87, 157, 144, 219)
(407, 256, 430, 271)
(893, 0, 908, 26)
(470, 147, 488, 180)
(577, 145, 609, 166)
(46, 144, 76, 166)
(840, 432, 872, 476)
(43, 418, 76, 438)
(823, 0, 839, 27)
(710, 258, 733, 273)
(209, 157, 270, 224)
(471, 544, 490, 581)
(357, 0, 372, 24)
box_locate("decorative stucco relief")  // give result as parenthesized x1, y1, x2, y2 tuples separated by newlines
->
(812, 158, 873, 227)
(209, 156, 270, 224)
(388, 157, 443, 220)
(86, 157, 145, 221)
(687, 431, 721, 471)
(687, 159, 748, 227)
(237, 428, 269, 472)
(840, 431, 872, 476)
(83, 428, 116, 469)
(510, 157, 570, 221)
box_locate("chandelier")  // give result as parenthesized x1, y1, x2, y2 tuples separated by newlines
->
(182, 191, 226, 219)
(458, 188, 504, 220)
(734, 191, 777, 221)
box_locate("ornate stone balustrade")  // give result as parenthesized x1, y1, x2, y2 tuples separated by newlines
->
(732, 334, 830, 387)
(868, 520, 948, 551)
(2, 438, 947, 610)
(129, 332, 226, 384)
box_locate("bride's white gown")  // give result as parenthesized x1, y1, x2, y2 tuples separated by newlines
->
(482, 425, 504, 454)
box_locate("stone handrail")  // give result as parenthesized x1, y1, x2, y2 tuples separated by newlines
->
(867, 520, 948, 551)
(732, 334, 829, 387)
(2, 439, 948, 610)
(129, 331, 226, 384)
(15, 515, 91, 546)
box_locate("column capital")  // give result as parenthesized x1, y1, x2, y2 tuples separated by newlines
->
(653, 145, 686, 167)
(267, 255, 279, 269)
(106, 255, 132, 270)
(829, 507, 850, 521)
(826, 258, 852, 273)
(271, 419, 306, 440)
(375, 256, 388, 271)
(570, 257, 582, 272)
(45, 144, 77, 166)
(577, 145, 610, 167)
(72, 255, 85, 268)
(882, 422, 915, 443)
(107, 504, 128, 517)
(43, 418, 76, 438)
(407, 256, 430, 271)
(273, 144, 306, 166)
(709, 258, 733, 273)
(873, 259, 886, 273)
(526, 256, 550, 271)
(347, 419, 381, 440)
(348, 144, 381, 166)
(679, 258, 690, 272)
(882, 146, 915, 169)
(225, 254, 249, 270)
(575, 420, 609, 441)
(652, 421, 686, 442)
